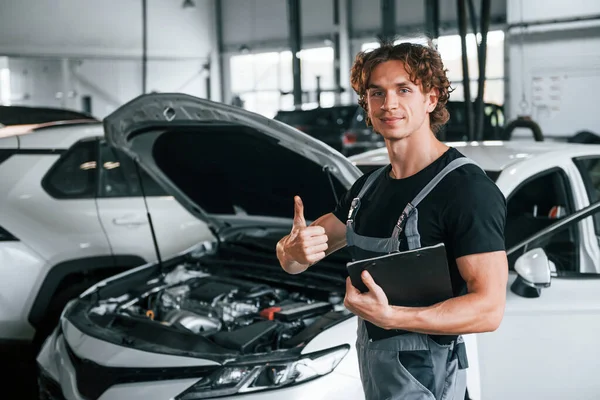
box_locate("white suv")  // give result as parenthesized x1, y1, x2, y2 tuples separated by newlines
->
(0, 120, 213, 352)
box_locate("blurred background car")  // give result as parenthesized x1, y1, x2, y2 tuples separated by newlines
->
(340, 100, 505, 156)
(273, 104, 357, 151)
(0, 118, 213, 398)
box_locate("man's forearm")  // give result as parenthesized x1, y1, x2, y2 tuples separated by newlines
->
(384, 292, 504, 335)
(276, 237, 309, 275)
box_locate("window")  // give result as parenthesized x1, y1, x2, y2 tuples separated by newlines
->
(437, 31, 505, 104)
(43, 140, 97, 199)
(505, 169, 578, 271)
(230, 51, 288, 118)
(229, 47, 335, 117)
(574, 156, 600, 235)
(512, 206, 600, 277)
(238, 91, 283, 119)
(98, 141, 166, 198)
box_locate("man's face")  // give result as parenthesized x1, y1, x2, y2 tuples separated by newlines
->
(366, 60, 437, 140)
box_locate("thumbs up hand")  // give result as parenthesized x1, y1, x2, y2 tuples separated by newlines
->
(286, 196, 329, 266)
(293, 195, 307, 228)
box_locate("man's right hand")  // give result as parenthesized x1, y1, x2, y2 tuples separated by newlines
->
(277, 196, 347, 274)
(284, 196, 329, 266)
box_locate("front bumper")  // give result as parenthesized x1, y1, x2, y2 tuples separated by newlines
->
(36, 323, 219, 400)
(37, 322, 364, 400)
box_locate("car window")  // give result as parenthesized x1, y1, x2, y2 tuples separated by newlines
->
(42, 140, 97, 199)
(505, 168, 578, 271)
(98, 141, 167, 197)
(508, 202, 600, 277)
(573, 156, 600, 235)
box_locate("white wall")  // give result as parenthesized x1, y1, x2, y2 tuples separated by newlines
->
(221, 0, 287, 49)
(0, 0, 215, 118)
(73, 59, 208, 117)
(506, 0, 600, 137)
(6, 59, 63, 107)
(507, 0, 600, 24)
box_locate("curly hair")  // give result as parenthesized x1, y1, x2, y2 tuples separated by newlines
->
(350, 39, 452, 133)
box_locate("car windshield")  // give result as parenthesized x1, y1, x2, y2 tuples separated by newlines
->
(507, 201, 600, 276)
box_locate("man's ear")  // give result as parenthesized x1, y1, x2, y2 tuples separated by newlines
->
(427, 87, 439, 113)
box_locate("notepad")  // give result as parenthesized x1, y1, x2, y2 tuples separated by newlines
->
(346, 243, 454, 341)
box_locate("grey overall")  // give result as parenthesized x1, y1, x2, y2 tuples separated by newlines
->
(347, 158, 477, 400)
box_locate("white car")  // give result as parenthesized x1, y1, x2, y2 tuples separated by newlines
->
(0, 119, 212, 353)
(37, 93, 600, 400)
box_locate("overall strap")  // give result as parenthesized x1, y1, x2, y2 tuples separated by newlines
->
(392, 158, 481, 248)
(411, 157, 481, 208)
(346, 165, 388, 225)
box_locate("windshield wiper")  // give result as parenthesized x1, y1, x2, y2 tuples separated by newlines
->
(200, 258, 345, 285)
(225, 236, 277, 253)
(224, 240, 349, 275)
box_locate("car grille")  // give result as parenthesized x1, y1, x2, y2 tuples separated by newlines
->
(38, 370, 66, 400)
(66, 343, 220, 400)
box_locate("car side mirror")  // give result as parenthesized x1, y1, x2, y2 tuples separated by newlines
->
(510, 248, 552, 298)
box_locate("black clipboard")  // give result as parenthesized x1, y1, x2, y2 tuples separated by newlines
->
(346, 243, 454, 341)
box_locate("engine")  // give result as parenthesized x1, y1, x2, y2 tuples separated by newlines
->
(90, 264, 347, 354)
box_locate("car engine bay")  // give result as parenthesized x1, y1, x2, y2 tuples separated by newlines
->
(87, 262, 349, 355)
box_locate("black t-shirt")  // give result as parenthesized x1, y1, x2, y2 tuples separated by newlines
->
(333, 147, 507, 298)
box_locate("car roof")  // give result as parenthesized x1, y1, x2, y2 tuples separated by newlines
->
(349, 140, 600, 172)
(0, 119, 98, 137)
(0, 105, 98, 125)
(0, 120, 104, 148)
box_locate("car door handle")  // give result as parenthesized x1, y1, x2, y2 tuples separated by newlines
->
(112, 217, 148, 226)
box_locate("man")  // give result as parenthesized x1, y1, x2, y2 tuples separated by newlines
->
(276, 40, 508, 400)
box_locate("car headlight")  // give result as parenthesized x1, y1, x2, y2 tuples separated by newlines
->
(175, 345, 350, 399)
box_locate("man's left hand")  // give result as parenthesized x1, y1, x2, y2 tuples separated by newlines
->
(344, 271, 393, 329)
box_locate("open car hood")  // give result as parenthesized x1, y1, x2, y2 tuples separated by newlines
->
(103, 93, 361, 234)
